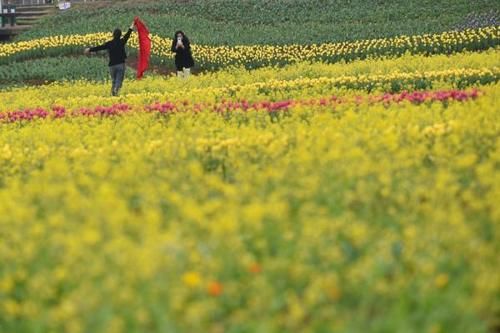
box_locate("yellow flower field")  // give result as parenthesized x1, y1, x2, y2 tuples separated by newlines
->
(1, 80, 499, 332)
(0, 20, 499, 333)
(1, 49, 499, 112)
(1, 26, 498, 68)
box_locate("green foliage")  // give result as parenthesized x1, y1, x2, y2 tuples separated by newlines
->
(17, 0, 499, 45)
(0, 56, 134, 87)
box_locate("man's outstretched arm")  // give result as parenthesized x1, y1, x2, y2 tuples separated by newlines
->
(122, 22, 135, 44)
(84, 42, 108, 55)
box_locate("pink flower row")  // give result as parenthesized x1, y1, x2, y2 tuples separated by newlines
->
(146, 89, 479, 114)
(0, 89, 480, 124)
(0, 104, 131, 123)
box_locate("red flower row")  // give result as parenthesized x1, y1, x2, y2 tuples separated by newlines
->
(0, 89, 480, 124)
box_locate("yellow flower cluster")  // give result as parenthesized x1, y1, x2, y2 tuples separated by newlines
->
(186, 26, 500, 67)
(1, 50, 498, 112)
(1, 26, 498, 67)
(0, 32, 110, 57)
(0, 66, 496, 112)
(0, 80, 499, 332)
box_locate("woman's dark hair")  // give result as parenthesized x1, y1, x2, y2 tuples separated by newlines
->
(174, 30, 189, 42)
(113, 28, 122, 40)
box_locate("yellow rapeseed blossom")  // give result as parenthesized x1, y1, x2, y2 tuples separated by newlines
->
(0, 35, 499, 332)
(1, 48, 498, 112)
(183, 272, 202, 287)
(1, 26, 498, 67)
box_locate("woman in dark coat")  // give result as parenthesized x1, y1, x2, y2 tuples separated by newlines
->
(171, 30, 195, 78)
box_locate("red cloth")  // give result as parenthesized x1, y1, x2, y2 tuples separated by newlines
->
(134, 17, 151, 79)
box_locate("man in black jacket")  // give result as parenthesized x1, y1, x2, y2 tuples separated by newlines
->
(84, 22, 135, 96)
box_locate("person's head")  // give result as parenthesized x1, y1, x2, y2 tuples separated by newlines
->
(113, 28, 122, 40)
(175, 30, 186, 40)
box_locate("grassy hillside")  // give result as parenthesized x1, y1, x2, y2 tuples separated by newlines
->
(17, 0, 499, 45)
(2, 0, 498, 86)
